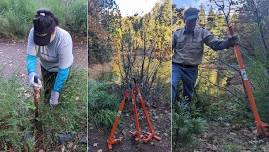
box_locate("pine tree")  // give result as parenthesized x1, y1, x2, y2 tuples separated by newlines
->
(206, 6, 216, 30)
(199, 4, 206, 27)
(172, 4, 184, 31)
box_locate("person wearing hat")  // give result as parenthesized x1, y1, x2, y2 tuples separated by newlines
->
(26, 9, 73, 106)
(172, 7, 239, 110)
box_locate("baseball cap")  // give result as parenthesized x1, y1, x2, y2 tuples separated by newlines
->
(33, 9, 56, 46)
(183, 8, 199, 21)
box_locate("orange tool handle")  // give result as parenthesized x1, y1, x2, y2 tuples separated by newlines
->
(108, 91, 128, 140)
(34, 89, 40, 117)
(134, 80, 156, 134)
(228, 26, 262, 126)
(33, 76, 40, 117)
(131, 88, 142, 137)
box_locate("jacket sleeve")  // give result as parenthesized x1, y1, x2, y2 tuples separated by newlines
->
(53, 67, 70, 92)
(172, 32, 177, 50)
(26, 28, 37, 74)
(26, 55, 37, 73)
(202, 28, 230, 51)
(53, 32, 73, 92)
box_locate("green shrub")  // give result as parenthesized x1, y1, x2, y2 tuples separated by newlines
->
(247, 60, 269, 123)
(36, 0, 87, 36)
(0, 0, 87, 38)
(0, 76, 33, 151)
(65, 0, 87, 35)
(172, 105, 208, 149)
(88, 80, 119, 129)
(0, 0, 36, 38)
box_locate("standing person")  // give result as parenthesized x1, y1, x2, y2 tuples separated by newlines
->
(26, 9, 73, 106)
(172, 8, 239, 110)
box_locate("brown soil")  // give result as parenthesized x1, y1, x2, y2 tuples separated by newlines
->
(88, 99, 171, 152)
(175, 120, 269, 152)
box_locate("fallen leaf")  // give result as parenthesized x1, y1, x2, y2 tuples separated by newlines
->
(61, 145, 65, 152)
(93, 143, 98, 147)
(67, 142, 73, 148)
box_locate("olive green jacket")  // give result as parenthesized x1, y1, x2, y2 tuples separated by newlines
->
(172, 26, 230, 65)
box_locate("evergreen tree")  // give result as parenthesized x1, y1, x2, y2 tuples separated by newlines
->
(199, 4, 206, 27)
(206, 6, 216, 30)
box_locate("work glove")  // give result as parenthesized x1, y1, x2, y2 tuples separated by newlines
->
(227, 35, 239, 47)
(28, 72, 42, 89)
(50, 90, 60, 107)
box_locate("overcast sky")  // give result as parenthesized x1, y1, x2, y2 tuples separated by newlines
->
(115, 0, 233, 16)
(173, 0, 212, 14)
(115, 0, 162, 16)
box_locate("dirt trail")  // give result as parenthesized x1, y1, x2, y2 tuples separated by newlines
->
(0, 40, 87, 81)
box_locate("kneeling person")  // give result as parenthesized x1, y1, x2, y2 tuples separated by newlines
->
(26, 9, 73, 106)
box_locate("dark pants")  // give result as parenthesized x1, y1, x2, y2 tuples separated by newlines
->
(41, 66, 57, 104)
(172, 62, 198, 103)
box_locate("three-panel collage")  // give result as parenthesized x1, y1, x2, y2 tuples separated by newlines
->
(1, 0, 269, 151)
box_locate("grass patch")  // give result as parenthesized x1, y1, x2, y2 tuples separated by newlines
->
(223, 142, 242, 152)
(39, 68, 87, 150)
(0, 68, 87, 151)
(0, 0, 87, 38)
(88, 80, 120, 129)
(172, 105, 208, 150)
(0, 75, 32, 151)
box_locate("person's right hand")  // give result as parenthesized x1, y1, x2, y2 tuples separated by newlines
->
(228, 35, 240, 47)
(28, 72, 42, 89)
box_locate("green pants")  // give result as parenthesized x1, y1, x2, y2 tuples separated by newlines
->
(41, 66, 57, 104)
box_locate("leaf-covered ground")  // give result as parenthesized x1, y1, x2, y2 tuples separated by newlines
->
(88, 98, 171, 152)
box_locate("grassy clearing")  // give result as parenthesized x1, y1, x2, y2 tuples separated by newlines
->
(0, 0, 87, 38)
(0, 68, 87, 151)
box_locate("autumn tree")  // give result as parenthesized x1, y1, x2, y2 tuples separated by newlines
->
(88, 0, 120, 64)
(199, 4, 206, 27)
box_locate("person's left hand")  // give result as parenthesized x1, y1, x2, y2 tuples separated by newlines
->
(228, 35, 240, 47)
(50, 91, 60, 106)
